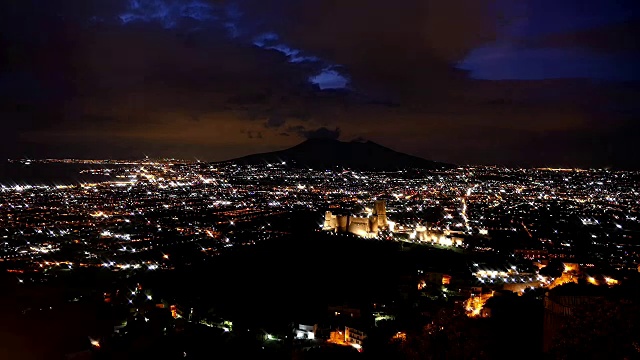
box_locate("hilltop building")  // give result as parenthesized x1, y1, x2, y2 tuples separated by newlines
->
(323, 200, 388, 238)
(374, 200, 388, 229)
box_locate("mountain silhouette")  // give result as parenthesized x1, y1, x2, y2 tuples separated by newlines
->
(215, 139, 454, 171)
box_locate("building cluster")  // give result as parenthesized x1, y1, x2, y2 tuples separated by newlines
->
(2, 159, 640, 357)
(1, 160, 639, 280)
(322, 200, 389, 238)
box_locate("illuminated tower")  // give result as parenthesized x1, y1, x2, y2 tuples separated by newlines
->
(323, 211, 334, 230)
(374, 200, 388, 229)
(336, 215, 349, 233)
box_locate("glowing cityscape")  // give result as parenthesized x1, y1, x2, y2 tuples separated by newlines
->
(1, 158, 639, 358)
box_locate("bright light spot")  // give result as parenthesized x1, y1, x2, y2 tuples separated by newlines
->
(605, 277, 619, 286)
(464, 292, 493, 317)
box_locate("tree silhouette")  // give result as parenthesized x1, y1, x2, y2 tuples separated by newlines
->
(399, 308, 490, 360)
(549, 296, 640, 359)
(539, 260, 564, 278)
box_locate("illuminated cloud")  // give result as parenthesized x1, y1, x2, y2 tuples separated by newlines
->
(459, 47, 640, 81)
(252, 32, 279, 47)
(309, 68, 349, 90)
(251, 32, 347, 87)
(118, 0, 218, 28)
(457, 0, 640, 81)
(119, 2, 349, 89)
(252, 32, 320, 63)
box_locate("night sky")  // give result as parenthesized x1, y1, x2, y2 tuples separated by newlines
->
(1, 0, 638, 168)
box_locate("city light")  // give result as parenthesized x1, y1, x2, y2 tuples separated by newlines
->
(0, 158, 636, 356)
(464, 292, 493, 318)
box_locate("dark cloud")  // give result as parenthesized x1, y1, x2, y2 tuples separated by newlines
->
(236, 0, 499, 100)
(264, 117, 286, 128)
(533, 20, 640, 53)
(284, 125, 305, 136)
(303, 127, 341, 140)
(0, 0, 637, 167)
(246, 130, 263, 140)
(282, 124, 343, 139)
(226, 91, 271, 105)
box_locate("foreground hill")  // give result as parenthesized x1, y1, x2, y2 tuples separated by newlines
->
(215, 139, 454, 171)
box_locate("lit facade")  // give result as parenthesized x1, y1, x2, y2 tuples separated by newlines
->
(323, 200, 388, 238)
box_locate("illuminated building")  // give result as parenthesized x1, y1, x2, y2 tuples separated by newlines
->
(391, 331, 406, 342)
(323, 200, 388, 238)
(295, 324, 316, 340)
(327, 326, 366, 352)
(374, 199, 388, 229)
(419, 272, 452, 286)
(347, 216, 374, 237)
(464, 291, 494, 318)
(515, 249, 549, 260)
(333, 215, 346, 231)
(562, 263, 580, 273)
(415, 225, 428, 241)
(345, 327, 366, 350)
(323, 211, 338, 229)
(442, 274, 451, 285)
